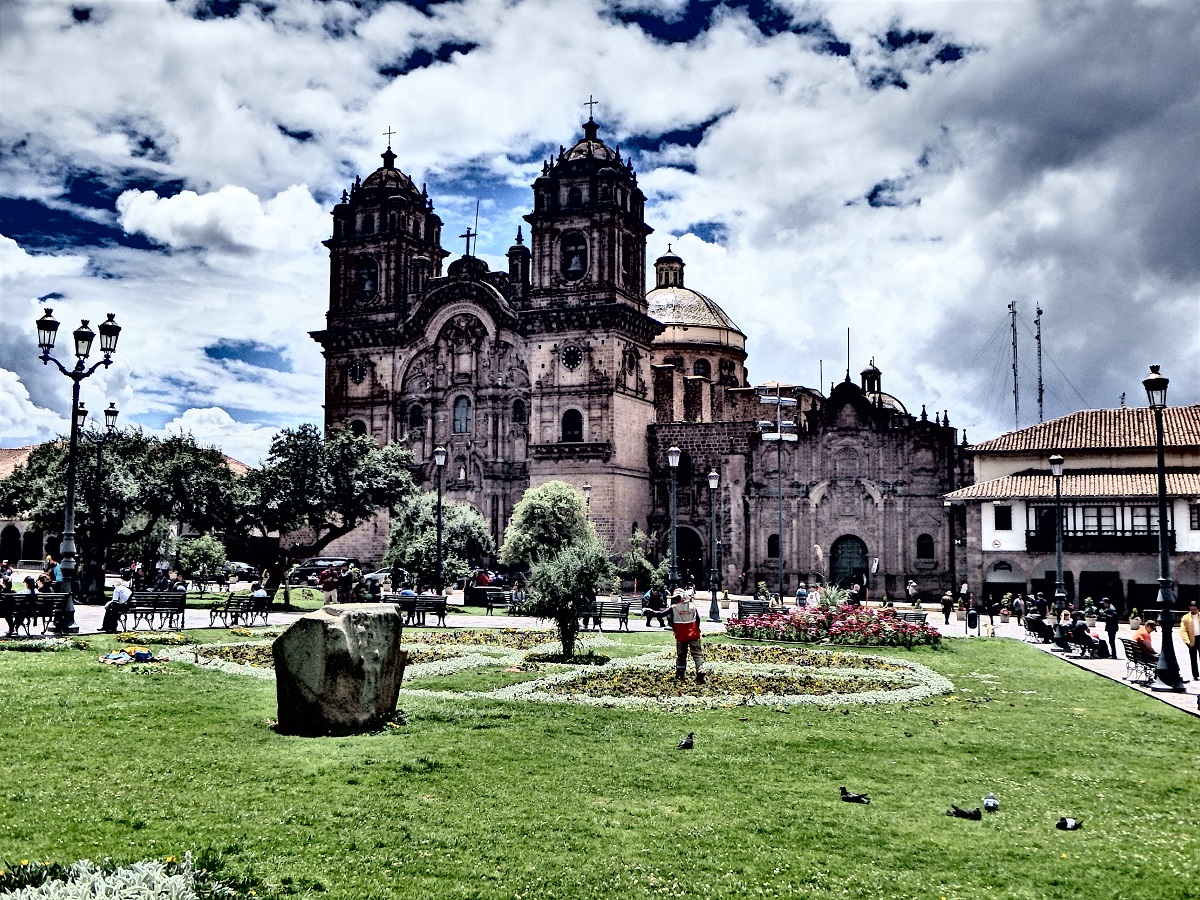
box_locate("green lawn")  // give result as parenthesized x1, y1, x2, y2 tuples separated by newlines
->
(0, 634, 1195, 899)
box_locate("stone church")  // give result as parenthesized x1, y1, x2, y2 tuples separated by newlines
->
(311, 117, 968, 598)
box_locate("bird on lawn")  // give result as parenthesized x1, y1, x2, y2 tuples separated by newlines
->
(983, 792, 999, 812)
(839, 786, 871, 804)
(946, 805, 982, 820)
(1056, 817, 1083, 831)
(677, 732, 694, 750)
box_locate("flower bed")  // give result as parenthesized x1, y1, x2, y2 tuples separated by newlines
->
(725, 605, 942, 648)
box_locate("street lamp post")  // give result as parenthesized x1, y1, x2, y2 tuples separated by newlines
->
(1049, 453, 1067, 614)
(759, 384, 797, 598)
(433, 446, 446, 596)
(582, 482, 591, 518)
(707, 468, 720, 622)
(1143, 365, 1186, 691)
(667, 446, 681, 591)
(35, 308, 121, 633)
(83, 402, 119, 603)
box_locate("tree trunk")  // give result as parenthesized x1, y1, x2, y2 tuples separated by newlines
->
(557, 615, 579, 659)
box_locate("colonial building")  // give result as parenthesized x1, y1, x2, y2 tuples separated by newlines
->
(944, 406, 1200, 613)
(311, 118, 967, 595)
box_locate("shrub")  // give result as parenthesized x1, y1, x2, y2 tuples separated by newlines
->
(725, 604, 941, 648)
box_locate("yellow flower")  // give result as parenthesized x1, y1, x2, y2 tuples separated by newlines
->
(20, 860, 28, 866)
(1061, 853, 1067, 858)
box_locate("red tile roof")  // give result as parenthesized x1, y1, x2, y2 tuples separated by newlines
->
(969, 405, 1200, 453)
(946, 470, 1200, 501)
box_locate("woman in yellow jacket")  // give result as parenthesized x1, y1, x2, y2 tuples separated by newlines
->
(1181, 602, 1200, 681)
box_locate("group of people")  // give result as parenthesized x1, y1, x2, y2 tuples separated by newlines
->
(315, 562, 376, 604)
(0, 569, 57, 636)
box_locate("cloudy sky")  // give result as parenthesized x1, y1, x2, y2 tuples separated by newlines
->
(2, 0, 1197, 464)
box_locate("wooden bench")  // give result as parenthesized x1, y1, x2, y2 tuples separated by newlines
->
(388, 594, 448, 627)
(1120, 638, 1159, 684)
(897, 611, 929, 624)
(581, 600, 631, 632)
(124, 591, 186, 631)
(209, 595, 270, 628)
(6, 592, 68, 636)
(1024, 616, 1053, 643)
(482, 588, 515, 615)
(735, 599, 784, 618)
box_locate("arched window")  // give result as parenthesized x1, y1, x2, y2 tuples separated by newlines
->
(916, 533, 935, 559)
(567, 186, 583, 208)
(561, 409, 583, 442)
(767, 533, 780, 559)
(407, 404, 424, 430)
(692, 358, 711, 378)
(361, 214, 374, 234)
(561, 232, 587, 281)
(512, 398, 527, 425)
(453, 396, 472, 434)
(349, 419, 367, 437)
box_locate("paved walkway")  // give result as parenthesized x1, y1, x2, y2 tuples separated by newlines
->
(13, 592, 1198, 718)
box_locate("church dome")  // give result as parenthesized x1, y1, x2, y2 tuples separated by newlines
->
(361, 147, 423, 201)
(648, 285, 744, 336)
(564, 117, 619, 162)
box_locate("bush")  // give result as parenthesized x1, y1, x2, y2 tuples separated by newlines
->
(725, 605, 941, 648)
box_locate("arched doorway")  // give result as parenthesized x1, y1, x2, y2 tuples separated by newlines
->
(830, 535, 868, 589)
(0, 525, 20, 564)
(675, 527, 704, 589)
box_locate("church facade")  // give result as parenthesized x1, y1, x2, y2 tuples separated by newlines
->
(311, 119, 968, 598)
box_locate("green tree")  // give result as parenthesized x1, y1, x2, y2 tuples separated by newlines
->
(176, 534, 227, 582)
(500, 481, 611, 657)
(619, 527, 668, 593)
(383, 493, 494, 591)
(0, 429, 240, 589)
(239, 424, 417, 589)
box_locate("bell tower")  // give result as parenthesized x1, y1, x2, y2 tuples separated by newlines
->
(313, 141, 449, 441)
(521, 116, 662, 549)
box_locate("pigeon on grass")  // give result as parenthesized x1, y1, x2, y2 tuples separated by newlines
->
(677, 732, 694, 750)
(983, 793, 999, 812)
(839, 786, 870, 804)
(1056, 817, 1082, 831)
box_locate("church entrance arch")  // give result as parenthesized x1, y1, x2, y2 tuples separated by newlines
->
(673, 527, 704, 590)
(830, 535, 868, 589)
(1, 525, 20, 565)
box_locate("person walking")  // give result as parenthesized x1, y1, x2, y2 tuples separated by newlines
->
(318, 566, 339, 605)
(1012, 594, 1026, 627)
(1101, 598, 1120, 660)
(941, 591, 954, 625)
(1180, 602, 1200, 681)
(670, 589, 705, 683)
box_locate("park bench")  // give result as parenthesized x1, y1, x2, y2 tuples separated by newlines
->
(1024, 616, 1053, 643)
(1119, 638, 1159, 684)
(6, 592, 68, 636)
(387, 594, 448, 627)
(124, 591, 186, 631)
(735, 599, 784, 618)
(896, 611, 929, 624)
(482, 588, 515, 615)
(581, 600, 631, 632)
(209, 595, 271, 628)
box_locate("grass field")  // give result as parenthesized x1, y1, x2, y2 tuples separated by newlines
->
(0, 632, 1195, 899)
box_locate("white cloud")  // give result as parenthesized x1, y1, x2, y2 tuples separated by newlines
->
(0, 369, 64, 444)
(163, 407, 289, 466)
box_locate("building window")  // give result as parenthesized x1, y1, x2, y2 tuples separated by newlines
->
(561, 232, 587, 281)
(361, 214, 374, 234)
(512, 399, 527, 425)
(1191, 504, 1200, 531)
(767, 534, 780, 559)
(1130, 506, 1160, 533)
(994, 505, 1012, 531)
(407, 404, 424, 430)
(916, 533, 935, 559)
(567, 186, 583, 208)
(453, 396, 472, 434)
(561, 409, 583, 442)
(349, 419, 367, 437)
(692, 358, 711, 378)
(1081, 505, 1117, 533)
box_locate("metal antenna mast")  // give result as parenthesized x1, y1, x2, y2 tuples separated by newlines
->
(1035, 306, 1044, 423)
(1009, 301, 1019, 428)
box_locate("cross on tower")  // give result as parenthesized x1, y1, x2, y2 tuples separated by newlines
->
(459, 226, 476, 257)
(382, 125, 395, 148)
(583, 95, 598, 118)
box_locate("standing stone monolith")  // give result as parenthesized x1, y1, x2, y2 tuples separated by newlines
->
(273, 604, 407, 736)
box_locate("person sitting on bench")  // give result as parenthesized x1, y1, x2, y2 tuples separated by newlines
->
(1070, 612, 1097, 656)
(1025, 616, 1053, 643)
(101, 579, 133, 634)
(1132, 619, 1157, 652)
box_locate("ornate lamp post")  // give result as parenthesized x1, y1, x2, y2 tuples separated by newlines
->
(1049, 453, 1067, 613)
(433, 446, 446, 596)
(35, 308, 121, 632)
(1143, 365, 1185, 691)
(82, 402, 119, 602)
(667, 446, 681, 591)
(707, 468, 720, 622)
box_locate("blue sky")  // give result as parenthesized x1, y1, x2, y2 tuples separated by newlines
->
(2, 0, 1198, 463)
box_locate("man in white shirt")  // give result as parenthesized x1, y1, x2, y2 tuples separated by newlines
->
(101, 579, 133, 633)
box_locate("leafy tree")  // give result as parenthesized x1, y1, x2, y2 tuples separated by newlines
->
(177, 534, 227, 581)
(240, 424, 417, 589)
(0, 429, 240, 590)
(383, 493, 494, 591)
(619, 527, 668, 593)
(500, 481, 611, 657)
